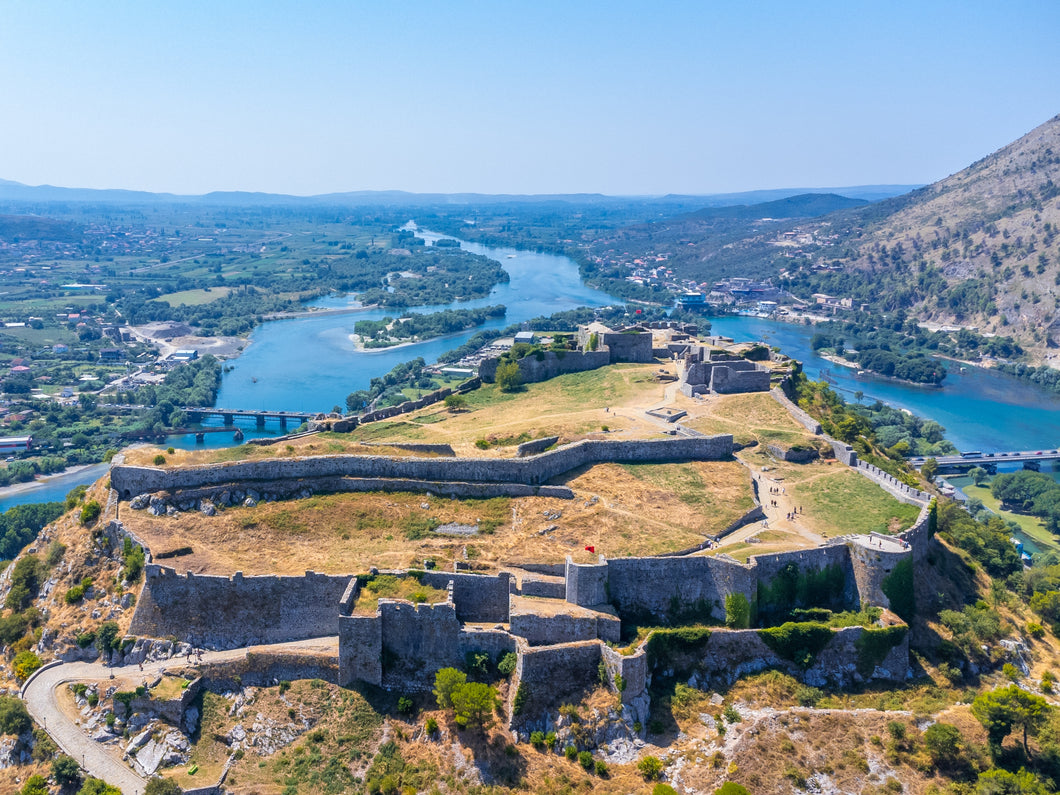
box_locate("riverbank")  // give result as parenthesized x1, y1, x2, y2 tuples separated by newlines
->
(0, 462, 112, 513)
(347, 333, 418, 353)
(0, 463, 102, 501)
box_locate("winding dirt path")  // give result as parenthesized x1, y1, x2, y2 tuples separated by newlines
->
(22, 637, 338, 795)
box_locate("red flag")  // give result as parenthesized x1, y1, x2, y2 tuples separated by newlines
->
(585, 545, 595, 553)
(635, 309, 642, 314)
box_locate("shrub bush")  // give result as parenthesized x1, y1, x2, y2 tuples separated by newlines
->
(153, 454, 166, 466)
(757, 622, 834, 669)
(497, 651, 517, 676)
(564, 745, 577, 760)
(45, 541, 66, 567)
(52, 754, 82, 787)
(638, 755, 663, 780)
(0, 695, 32, 735)
(13, 650, 42, 681)
(578, 750, 594, 770)
(80, 500, 102, 525)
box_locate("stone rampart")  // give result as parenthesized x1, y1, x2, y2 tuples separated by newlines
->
(564, 556, 608, 607)
(769, 387, 822, 434)
(711, 364, 772, 394)
(479, 350, 612, 384)
(516, 437, 559, 457)
(517, 577, 566, 599)
(418, 571, 511, 623)
(848, 538, 912, 611)
(569, 540, 901, 625)
(509, 609, 620, 647)
(111, 435, 733, 499)
(364, 442, 456, 457)
(129, 565, 350, 649)
(513, 640, 604, 725)
(338, 613, 382, 686)
(856, 461, 931, 506)
(338, 596, 515, 689)
(378, 600, 463, 685)
(146, 477, 576, 509)
(600, 644, 648, 707)
(358, 386, 454, 424)
(898, 500, 934, 562)
(595, 555, 757, 624)
(752, 544, 859, 611)
(765, 444, 819, 463)
(196, 649, 340, 691)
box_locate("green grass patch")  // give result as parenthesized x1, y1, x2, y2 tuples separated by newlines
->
(153, 287, 233, 306)
(353, 575, 449, 614)
(790, 468, 921, 535)
(855, 625, 907, 675)
(961, 482, 1059, 553)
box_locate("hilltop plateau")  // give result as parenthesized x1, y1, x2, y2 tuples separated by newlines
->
(3, 344, 1055, 795)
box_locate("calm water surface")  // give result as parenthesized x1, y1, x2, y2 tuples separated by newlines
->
(9, 234, 1060, 511)
(707, 315, 1060, 453)
(213, 230, 618, 412)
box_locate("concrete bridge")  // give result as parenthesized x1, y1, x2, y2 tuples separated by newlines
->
(183, 407, 317, 429)
(909, 449, 1060, 474)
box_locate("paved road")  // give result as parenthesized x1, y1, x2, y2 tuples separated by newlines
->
(23, 637, 338, 795)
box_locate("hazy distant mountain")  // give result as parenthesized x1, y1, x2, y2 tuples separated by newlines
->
(680, 192, 868, 221)
(0, 178, 916, 209)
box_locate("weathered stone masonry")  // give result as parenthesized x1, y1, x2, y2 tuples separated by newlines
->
(129, 565, 351, 649)
(110, 435, 734, 499)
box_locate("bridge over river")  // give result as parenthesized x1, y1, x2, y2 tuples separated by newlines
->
(909, 449, 1060, 474)
(183, 407, 318, 428)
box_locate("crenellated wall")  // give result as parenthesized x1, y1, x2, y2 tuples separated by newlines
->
(129, 565, 351, 649)
(567, 539, 903, 625)
(111, 435, 733, 499)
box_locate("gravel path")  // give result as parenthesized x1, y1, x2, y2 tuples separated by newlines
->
(22, 637, 339, 795)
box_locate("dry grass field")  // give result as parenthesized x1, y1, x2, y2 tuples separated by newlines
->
(118, 365, 931, 575)
(124, 457, 754, 575)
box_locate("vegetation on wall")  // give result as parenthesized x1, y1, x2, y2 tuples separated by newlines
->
(881, 558, 915, 623)
(756, 561, 849, 625)
(756, 622, 835, 669)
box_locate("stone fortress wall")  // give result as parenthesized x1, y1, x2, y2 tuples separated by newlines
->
(118, 353, 935, 729)
(110, 434, 734, 500)
(678, 347, 772, 397)
(129, 565, 351, 649)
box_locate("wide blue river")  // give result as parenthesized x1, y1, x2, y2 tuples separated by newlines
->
(4, 229, 1059, 511)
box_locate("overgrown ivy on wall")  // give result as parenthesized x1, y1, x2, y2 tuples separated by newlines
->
(645, 627, 713, 670)
(854, 626, 907, 675)
(756, 562, 849, 625)
(756, 622, 835, 669)
(881, 558, 915, 622)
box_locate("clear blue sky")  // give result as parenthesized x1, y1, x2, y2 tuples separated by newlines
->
(2, 1, 1058, 196)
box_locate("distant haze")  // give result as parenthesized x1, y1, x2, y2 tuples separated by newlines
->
(0, 2, 1057, 195)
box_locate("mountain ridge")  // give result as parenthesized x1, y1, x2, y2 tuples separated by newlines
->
(0, 179, 917, 208)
